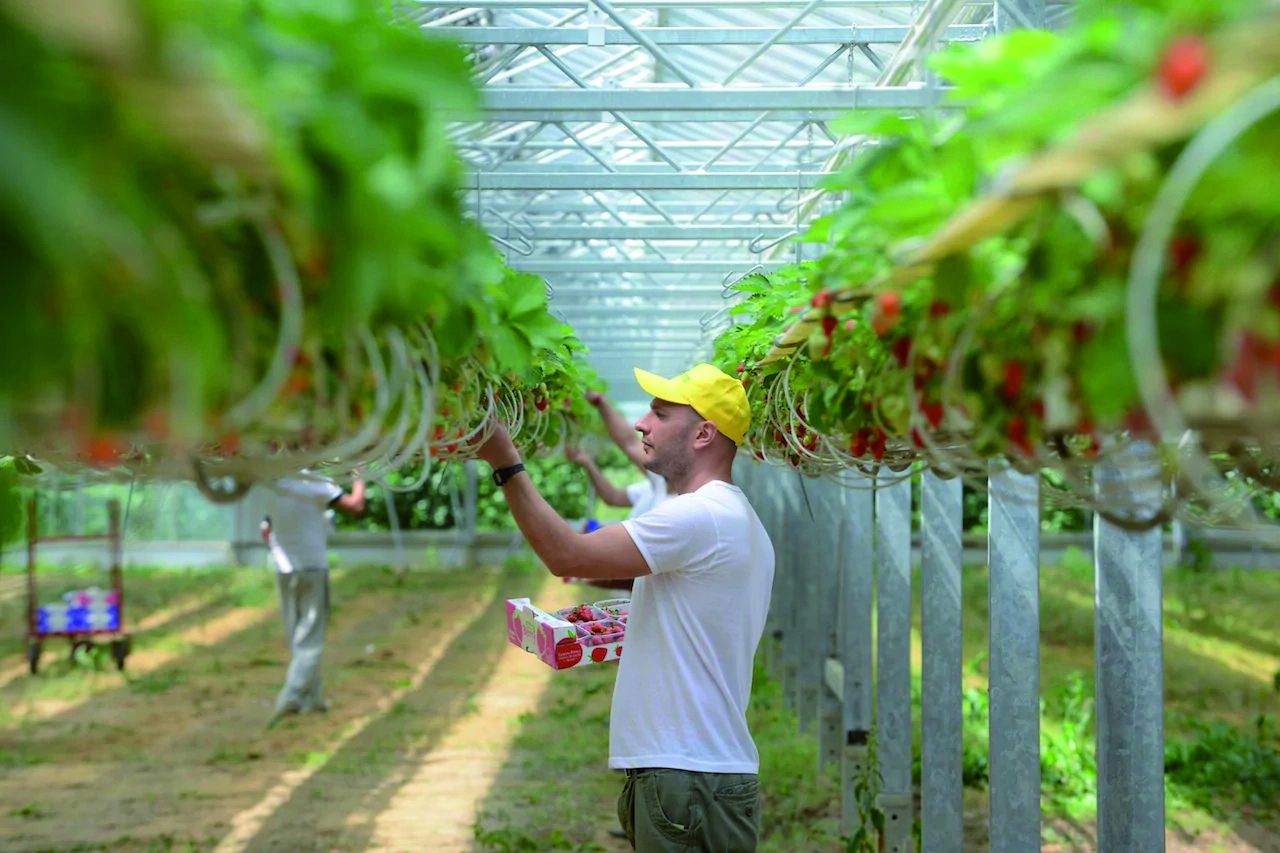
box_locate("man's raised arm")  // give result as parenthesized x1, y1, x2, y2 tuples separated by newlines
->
(480, 425, 650, 580)
(587, 392, 646, 471)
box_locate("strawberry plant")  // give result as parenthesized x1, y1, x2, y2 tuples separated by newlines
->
(0, 1, 608, 485)
(714, 0, 1280, 518)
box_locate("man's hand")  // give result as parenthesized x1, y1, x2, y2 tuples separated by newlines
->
(565, 446, 590, 466)
(477, 421, 520, 470)
(585, 391, 604, 408)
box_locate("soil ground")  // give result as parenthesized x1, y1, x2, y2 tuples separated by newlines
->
(1, 558, 1277, 851)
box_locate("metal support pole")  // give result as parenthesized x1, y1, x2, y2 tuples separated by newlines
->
(816, 479, 844, 771)
(988, 466, 1041, 852)
(921, 471, 964, 853)
(875, 473, 913, 853)
(780, 473, 802, 705)
(463, 461, 479, 544)
(1094, 442, 1165, 851)
(795, 476, 820, 732)
(840, 479, 874, 836)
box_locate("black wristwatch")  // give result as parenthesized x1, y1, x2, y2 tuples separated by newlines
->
(492, 462, 526, 487)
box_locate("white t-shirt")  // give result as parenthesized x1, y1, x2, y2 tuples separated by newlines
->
(624, 471, 670, 519)
(612, 480, 775, 774)
(263, 477, 344, 571)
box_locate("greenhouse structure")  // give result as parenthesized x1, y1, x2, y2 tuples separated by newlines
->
(2, 0, 1279, 850)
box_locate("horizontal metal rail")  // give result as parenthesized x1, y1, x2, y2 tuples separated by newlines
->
(518, 259, 788, 272)
(481, 85, 944, 113)
(432, 25, 989, 44)
(475, 171, 827, 190)
(512, 224, 793, 239)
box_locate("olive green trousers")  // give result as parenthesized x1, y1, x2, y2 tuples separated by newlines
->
(617, 767, 760, 852)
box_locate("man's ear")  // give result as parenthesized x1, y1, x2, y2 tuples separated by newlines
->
(693, 420, 720, 449)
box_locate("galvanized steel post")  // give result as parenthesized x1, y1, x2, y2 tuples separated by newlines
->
(796, 475, 821, 732)
(875, 472, 914, 853)
(781, 473, 803, 708)
(816, 478, 844, 770)
(840, 478, 875, 836)
(1094, 442, 1165, 851)
(987, 466, 1041, 851)
(921, 470, 965, 853)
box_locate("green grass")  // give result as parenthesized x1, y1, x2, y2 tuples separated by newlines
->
(930, 551, 1280, 843)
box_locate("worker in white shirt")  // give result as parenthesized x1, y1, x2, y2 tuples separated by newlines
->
(260, 473, 365, 721)
(480, 364, 774, 852)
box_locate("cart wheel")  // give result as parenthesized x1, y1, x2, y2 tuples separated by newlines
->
(110, 637, 131, 671)
(26, 639, 41, 675)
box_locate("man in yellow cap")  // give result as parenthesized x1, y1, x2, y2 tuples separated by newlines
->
(478, 362, 775, 852)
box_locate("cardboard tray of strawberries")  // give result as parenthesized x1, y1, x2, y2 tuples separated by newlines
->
(505, 598, 629, 669)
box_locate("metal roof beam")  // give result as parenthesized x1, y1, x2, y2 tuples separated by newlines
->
(476, 172, 827, 190)
(433, 25, 988, 44)
(481, 161, 825, 173)
(460, 139, 838, 151)
(517, 224, 792, 239)
(551, 286, 736, 296)
(481, 85, 942, 113)
(483, 109, 928, 121)
(478, 200, 811, 213)
(419, 0, 989, 8)
(519, 259, 787, 272)
(556, 305, 724, 315)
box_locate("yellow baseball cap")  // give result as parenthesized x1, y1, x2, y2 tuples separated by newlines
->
(633, 363, 750, 445)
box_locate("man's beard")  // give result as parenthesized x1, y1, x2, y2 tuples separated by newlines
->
(644, 435, 693, 485)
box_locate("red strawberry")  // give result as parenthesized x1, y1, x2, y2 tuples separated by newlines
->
(811, 290, 833, 310)
(1002, 361, 1026, 401)
(1158, 35, 1209, 100)
(921, 401, 944, 430)
(822, 315, 838, 338)
(83, 435, 125, 468)
(1169, 235, 1201, 277)
(1007, 416, 1032, 456)
(736, 363, 746, 374)
(928, 299, 952, 318)
(534, 398, 548, 412)
(873, 291, 902, 336)
(877, 290, 902, 318)
(892, 338, 912, 367)
(849, 429, 869, 457)
(844, 319, 858, 332)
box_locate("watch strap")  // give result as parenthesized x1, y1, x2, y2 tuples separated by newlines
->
(492, 462, 526, 487)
